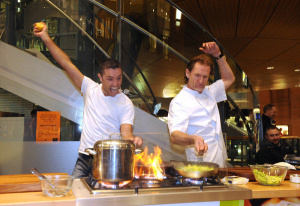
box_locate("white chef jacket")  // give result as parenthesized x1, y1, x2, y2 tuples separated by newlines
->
(168, 80, 227, 167)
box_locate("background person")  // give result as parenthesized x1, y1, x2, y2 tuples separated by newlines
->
(168, 42, 235, 168)
(34, 22, 142, 178)
(256, 125, 293, 164)
(262, 104, 277, 137)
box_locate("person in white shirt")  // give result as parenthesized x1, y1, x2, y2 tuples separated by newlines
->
(34, 22, 143, 177)
(168, 42, 235, 167)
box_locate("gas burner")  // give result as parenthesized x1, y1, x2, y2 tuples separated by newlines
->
(174, 176, 221, 186)
(85, 174, 132, 189)
(138, 175, 163, 188)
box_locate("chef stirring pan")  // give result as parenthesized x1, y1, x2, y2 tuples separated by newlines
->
(170, 161, 219, 178)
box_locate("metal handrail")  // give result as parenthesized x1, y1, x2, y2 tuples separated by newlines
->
(166, 0, 259, 106)
(86, 0, 189, 64)
(81, 0, 157, 107)
(44, 0, 154, 114)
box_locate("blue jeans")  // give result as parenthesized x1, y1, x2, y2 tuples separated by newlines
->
(72, 153, 93, 178)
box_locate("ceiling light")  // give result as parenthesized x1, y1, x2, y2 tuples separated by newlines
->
(295, 69, 300, 72)
(267, 67, 274, 70)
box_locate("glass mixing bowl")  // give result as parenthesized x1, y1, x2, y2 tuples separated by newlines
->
(250, 165, 288, 186)
(39, 175, 74, 197)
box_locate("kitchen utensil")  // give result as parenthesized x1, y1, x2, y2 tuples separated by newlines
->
(31, 168, 56, 188)
(31, 168, 74, 197)
(85, 134, 143, 182)
(170, 161, 219, 178)
(250, 165, 288, 186)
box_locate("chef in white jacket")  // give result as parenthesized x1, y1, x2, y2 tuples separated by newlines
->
(168, 42, 235, 168)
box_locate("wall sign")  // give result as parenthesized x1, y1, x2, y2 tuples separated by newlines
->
(36, 111, 61, 141)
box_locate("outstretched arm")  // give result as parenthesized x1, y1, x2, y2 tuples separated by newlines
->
(200, 42, 235, 90)
(33, 22, 84, 90)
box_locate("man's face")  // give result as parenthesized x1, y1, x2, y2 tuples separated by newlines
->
(266, 106, 277, 119)
(265, 128, 281, 145)
(98, 68, 122, 97)
(186, 62, 210, 93)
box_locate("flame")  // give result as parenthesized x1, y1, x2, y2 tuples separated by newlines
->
(101, 180, 132, 188)
(135, 146, 164, 180)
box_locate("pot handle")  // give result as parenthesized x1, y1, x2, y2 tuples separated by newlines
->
(109, 133, 121, 140)
(109, 133, 144, 154)
(85, 148, 97, 156)
(135, 148, 144, 154)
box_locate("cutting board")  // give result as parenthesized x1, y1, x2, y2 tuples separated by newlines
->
(218, 167, 300, 181)
(0, 173, 68, 194)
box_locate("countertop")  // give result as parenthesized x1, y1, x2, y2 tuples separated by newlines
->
(0, 173, 76, 206)
(1, 175, 300, 205)
(0, 190, 76, 206)
(239, 180, 300, 199)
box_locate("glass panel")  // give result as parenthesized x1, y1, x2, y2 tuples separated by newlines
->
(0, 88, 81, 142)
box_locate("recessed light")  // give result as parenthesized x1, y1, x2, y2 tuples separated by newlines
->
(267, 67, 274, 70)
(295, 69, 300, 72)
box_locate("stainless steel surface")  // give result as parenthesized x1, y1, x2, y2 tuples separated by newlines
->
(85, 139, 135, 182)
(81, 177, 227, 195)
(72, 179, 252, 206)
(171, 161, 219, 178)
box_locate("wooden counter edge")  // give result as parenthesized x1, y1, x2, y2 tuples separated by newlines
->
(0, 190, 76, 205)
(239, 180, 300, 199)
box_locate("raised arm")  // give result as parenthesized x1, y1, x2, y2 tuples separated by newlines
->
(33, 22, 84, 90)
(200, 42, 235, 90)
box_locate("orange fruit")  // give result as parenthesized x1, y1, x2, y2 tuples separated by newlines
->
(35, 22, 44, 31)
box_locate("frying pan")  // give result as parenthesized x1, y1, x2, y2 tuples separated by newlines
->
(170, 161, 219, 178)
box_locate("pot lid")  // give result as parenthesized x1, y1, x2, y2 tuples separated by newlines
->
(94, 139, 135, 149)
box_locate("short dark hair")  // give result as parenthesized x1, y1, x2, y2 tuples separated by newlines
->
(99, 58, 122, 76)
(265, 125, 279, 137)
(263, 104, 275, 114)
(184, 54, 214, 83)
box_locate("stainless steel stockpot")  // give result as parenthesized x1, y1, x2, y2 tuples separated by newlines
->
(85, 139, 140, 182)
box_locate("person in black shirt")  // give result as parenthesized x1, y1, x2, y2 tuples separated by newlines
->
(256, 125, 293, 164)
(262, 104, 277, 137)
